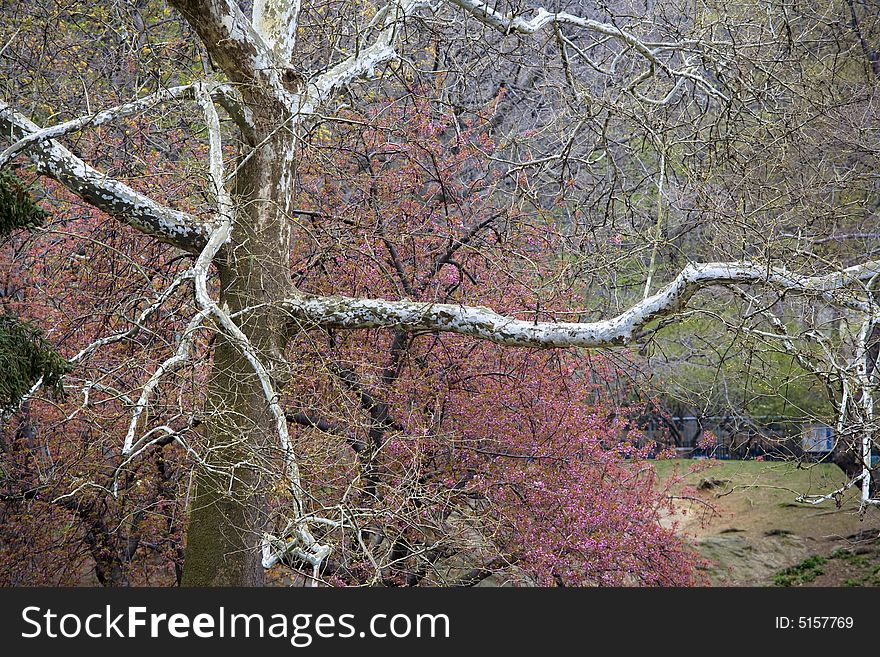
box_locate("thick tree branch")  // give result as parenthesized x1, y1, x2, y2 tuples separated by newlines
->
(253, 0, 301, 65)
(0, 100, 212, 252)
(169, 0, 295, 103)
(282, 260, 880, 348)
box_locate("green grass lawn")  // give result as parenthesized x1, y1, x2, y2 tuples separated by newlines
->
(656, 459, 860, 536)
(649, 459, 880, 585)
(652, 458, 850, 495)
(651, 458, 869, 539)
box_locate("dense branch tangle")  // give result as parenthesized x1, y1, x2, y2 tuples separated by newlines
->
(444, 0, 727, 101)
(2, 0, 876, 584)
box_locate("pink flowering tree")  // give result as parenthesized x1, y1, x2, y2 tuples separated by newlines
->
(272, 97, 700, 586)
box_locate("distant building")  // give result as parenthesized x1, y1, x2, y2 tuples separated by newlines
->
(801, 424, 834, 453)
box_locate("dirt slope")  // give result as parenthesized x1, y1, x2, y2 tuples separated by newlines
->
(654, 460, 880, 586)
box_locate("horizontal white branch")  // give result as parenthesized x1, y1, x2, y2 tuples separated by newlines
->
(282, 260, 880, 348)
(1, 85, 200, 167)
(797, 472, 866, 505)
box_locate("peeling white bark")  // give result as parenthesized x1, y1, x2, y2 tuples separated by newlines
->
(261, 520, 332, 585)
(169, 0, 296, 107)
(211, 84, 257, 139)
(798, 309, 879, 508)
(12, 0, 871, 582)
(194, 87, 332, 573)
(192, 84, 300, 504)
(253, 0, 301, 63)
(0, 100, 212, 252)
(282, 260, 880, 348)
(855, 315, 880, 508)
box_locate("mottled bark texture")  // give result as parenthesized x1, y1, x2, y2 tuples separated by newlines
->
(182, 125, 295, 586)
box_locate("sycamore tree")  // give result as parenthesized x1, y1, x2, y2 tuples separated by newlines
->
(1, 0, 878, 586)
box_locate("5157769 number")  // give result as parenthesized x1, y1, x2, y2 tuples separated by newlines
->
(775, 617, 853, 629)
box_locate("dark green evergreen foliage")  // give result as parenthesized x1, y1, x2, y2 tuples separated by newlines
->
(0, 314, 71, 411)
(0, 170, 69, 411)
(0, 170, 47, 236)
